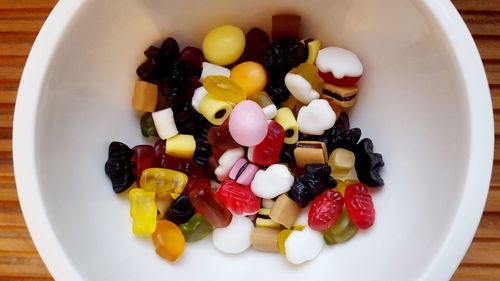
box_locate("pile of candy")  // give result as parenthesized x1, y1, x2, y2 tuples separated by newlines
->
(105, 14, 384, 264)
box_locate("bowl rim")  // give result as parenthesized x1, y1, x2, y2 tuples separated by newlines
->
(12, 0, 493, 280)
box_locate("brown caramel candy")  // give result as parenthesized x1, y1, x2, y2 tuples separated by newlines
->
(251, 227, 281, 252)
(269, 194, 301, 229)
(294, 141, 328, 169)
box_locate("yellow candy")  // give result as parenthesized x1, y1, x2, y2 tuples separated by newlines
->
(328, 148, 355, 179)
(140, 168, 188, 199)
(333, 179, 358, 196)
(166, 134, 196, 159)
(274, 107, 298, 144)
(203, 75, 246, 104)
(305, 39, 321, 64)
(198, 94, 233, 125)
(202, 25, 245, 66)
(132, 80, 158, 112)
(129, 188, 157, 235)
(230, 62, 267, 98)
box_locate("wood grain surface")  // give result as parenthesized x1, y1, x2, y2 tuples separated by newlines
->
(0, 0, 498, 280)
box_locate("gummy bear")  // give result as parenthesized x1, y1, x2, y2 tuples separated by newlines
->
(248, 121, 285, 166)
(216, 179, 261, 215)
(344, 183, 375, 229)
(182, 176, 211, 196)
(322, 208, 357, 245)
(132, 145, 159, 180)
(140, 112, 158, 137)
(207, 120, 240, 150)
(305, 164, 337, 187)
(180, 214, 214, 242)
(154, 140, 205, 178)
(189, 185, 232, 228)
(105, 142, 136, 193)
(140, 168, 188, 199)
(308, 190, 344, 231)
(354, 138, 384, 187)
(288, 174, 327, 208)
(129, 188, 157, 235)
(166, 195, 195, 225)
(152, 220, 185, 262)
(239, 27, 270, 63)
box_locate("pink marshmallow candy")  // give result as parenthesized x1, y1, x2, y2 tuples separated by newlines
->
(229, 159, 260, 185)
(228, 100, 268, 146)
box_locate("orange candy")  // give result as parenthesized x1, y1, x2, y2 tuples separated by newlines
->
(152, 220, 185, 262)
(230, 62, 267, 98)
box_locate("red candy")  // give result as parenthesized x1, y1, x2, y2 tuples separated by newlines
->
(182, 176, 211, 196)
(208, 120, 240, 150)
(216, 179, 261, 215)
(318, 71, 361, 87)
(308, 190, 344, 231)
(344, 183, 375, 229)
(189, 185, 232, 228)
(132, 145, 159, 180)
(154, 140, 204, 178)
(248, 121, 285, 166)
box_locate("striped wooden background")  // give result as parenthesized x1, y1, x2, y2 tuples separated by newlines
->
(0, 0, 498, 280)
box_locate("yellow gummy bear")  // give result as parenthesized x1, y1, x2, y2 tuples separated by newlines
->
(129, 188, 157, 236)
(140, 168, 188, 199)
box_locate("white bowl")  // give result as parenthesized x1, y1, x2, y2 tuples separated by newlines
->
(13, 0, 493, 280)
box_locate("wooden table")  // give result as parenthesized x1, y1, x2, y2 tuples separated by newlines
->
(0, 0, 499, 280)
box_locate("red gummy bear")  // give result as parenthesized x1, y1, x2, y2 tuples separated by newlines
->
(248, 120, 285, 166)
(182, 176, 211, 196)
(208, 120, 240, 150)
(132, 145, 159, 180)
(308, 189, 344, 231)
(215, 179, 261, 216)
(153, 140, 204, 177)
(344, 183, 375, 229)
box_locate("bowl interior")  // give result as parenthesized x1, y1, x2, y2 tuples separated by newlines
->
(33, 0, 469, 280)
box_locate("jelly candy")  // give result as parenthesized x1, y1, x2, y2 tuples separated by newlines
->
(354, 138, 384, 187)
(144, 45, 159, 59)
(329, 127, 361, 152)
(228, 100, 268, 146)
(131, 145, 159, 180)
(129, 188, 157, 235)
(152, 220, 185, 262)
(140, 168, 188, 199)
(156, 193, 174, 220)
(170, 103, 200, 136)
(297, 99, 336, 135)
(266, 79, 291, 106)
(272, 15, 301, 41)
(189, 185, 232, 228)
(180, 214, 213, 242)
(105, 141, 136, 193)
(182, 176, 211, 196)
(240, 27, 270, 63)
(166, 195, 195, 225)
(165, 134, 196, 159)
(279, 143, 296, 163)
(152, 108, 178, 140)
(202, 25, 246, 66)
(344, 183, 375, 229)
(251, 164, 294, 199)
(251, 227, 280, 252)
(207, 121, 240, 150)
(269, 194, 301, 229)
(294, 141, 328, 169)
(304, 39, 320, 64)
(322, 83, 358, 109)
(203, 75, 246, 104)
(230, 62, 267, 98)
(199, 62, 230, 82)
(178, 47, 205, 74)
(214, 147, 245, 181)
(216, 179, 261, 215)
(316, 47, 363, 87)
(136, 58, 157, 81)
(329, 148, 355, 179)
(288, 174, 327, 208)
(284, 63, 323, 104)
(274, 107, 298, 144)
(212, 216, 254, 254)
(305, 164, 337, 187)
(228, 159, 260, 185)
(140, 112, 158, 137)
(323, 208, 358, 245)
(193, 139, 212, 166)
(249, 91, 277, 120)
(333, 179, 359, 196)
(132, 81, 158, 112)
(247, 121, 285, 166)
(158, 37, 180, 65)
(154, 141, 204, 178)
(262, 40, 306, 80)
(198, 94, 233, 126)
(284, 226, 324, 264)
(308, 190, 344, 231)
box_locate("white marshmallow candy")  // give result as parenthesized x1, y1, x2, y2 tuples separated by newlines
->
(214, 147, 245, 181)
(251, 164, 294, 199)
(263, 103, 278, 120)
(284, 73, 320, 104)
(316, 47, 363, 79)
(152, 108, 178, 140)
(191, 86, 208, 112)
(297, 99, 336, 135)
(284, 227, 324, 265)
(199, 62, 231, 83)
(212, 216, 254, 254)
(294, 204, 310, 227)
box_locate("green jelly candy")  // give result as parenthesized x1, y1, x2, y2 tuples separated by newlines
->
(323, 208, 357, 245)
(140, 112, 158, 137)
(180, 214, 213, 242)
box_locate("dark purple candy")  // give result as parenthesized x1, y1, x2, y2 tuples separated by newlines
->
(354, 138, 384, 187)
(262, 39, 306, 80)
(266, 79, 291, 106)
(193, 139, 212, 166)
(136, 58, 157, 81)
(158, 37, 180, 65)
(178, 47, 205, 75)
(104, 142, 136, 193)
(166, 195, 195, 225)
(171, 103, 198, 135)
(279, 143, 296, 163)
(305, 164, 334, 184)
(288, 174, 327, 208)
(240, 27, 270, 63)
(144, 46, 160, 59)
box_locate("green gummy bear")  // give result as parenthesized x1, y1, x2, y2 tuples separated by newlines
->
(140, 112, 158, 137)
(180, 214, 213, 242)
(323, 208, 357, 245)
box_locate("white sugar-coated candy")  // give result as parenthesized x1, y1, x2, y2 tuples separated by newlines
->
(214, 147, 245, 181)
(294, 204, 310, 227)
(212, 216, 254, 254)
(284, 227, 324, 265)
(316, 47, 363, 79)
(191, 86, 207, 112)
(251, 164, 294, 199)
(263, 104, 278, 120)
(297, 99, 336, 135)
(152, 108, 178, 140)
(262, 198, 275, 209)
(199, 62, 230, 82)
(284, 73, 320, 104)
